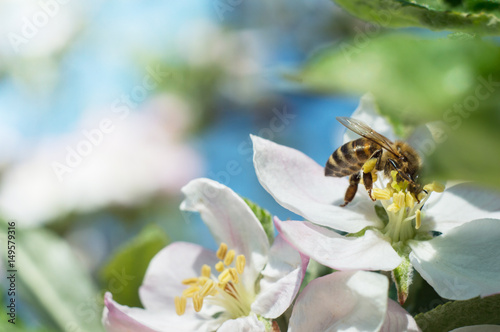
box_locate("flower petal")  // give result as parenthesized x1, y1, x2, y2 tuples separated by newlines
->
(343, 93, 396, 144)
(275, 217, 401, 271)
(288, 271, 388, 332)
(103, 292, 204, 332)
(252, 135, 383, 233)
(410, 219, 500, 300)
(423, 183, 500, 234)
(217, 314, 266, 332)
(380, 299, 421, 332)
(252, 234, 309, 319)
(139, 242, 219, 312)
(180, 178, 270, 286)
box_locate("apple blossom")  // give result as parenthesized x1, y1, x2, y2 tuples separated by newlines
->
(252, 94, 500, 302)
(103, 178, 308, 331)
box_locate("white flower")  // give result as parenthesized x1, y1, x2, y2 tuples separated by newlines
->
(289, 270, 420, 332)
(252, 94, 500, 301)
(103, 178, 308, 331)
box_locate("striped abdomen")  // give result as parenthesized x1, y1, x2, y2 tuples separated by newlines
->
(325, 138, 379, 177)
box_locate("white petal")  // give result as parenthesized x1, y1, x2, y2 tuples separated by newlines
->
(380, 299, 421, 332)
(252, 135, 382, 233)
(217, 314, 266, 332)
(180, 178, 270, 286)
(103, 292, 202, 332)
(423, 183, 500, 234)
(343, 93, 396, 144)
(288, 271, 388, 332)
(410, 219, 500, 300)
(252, 234, 308, 318)
(139, 242, 218, 312)
(275, 217, 401, 271)
(450, 326, 500, 332)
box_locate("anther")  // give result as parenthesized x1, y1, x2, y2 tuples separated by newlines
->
(218, 269, 232, 284)
(215, 261, 224, 272)
(236, 255, 246, 274)
(372, 188, 391, 200)
(423, 181, 445, 193)
(217, 243, 228, 260)
(199, 280, 216, 297)
(394, 192, 405, 208)
(193, 294, 203, 312)
(415, 210, 422, 229)
(182, 286, 200, 298)
(229, 268, 239, 284)
(175, 296, 186, 316)
(201, 264, 211, 278)
(182, 277, 199, 285)
(224, 249, 236, 266)
(405, 192, 416, 209)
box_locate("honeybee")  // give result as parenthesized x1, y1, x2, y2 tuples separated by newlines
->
(325, 117, 422, 207)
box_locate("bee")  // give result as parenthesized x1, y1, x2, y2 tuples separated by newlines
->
(325, 117, 422, 207)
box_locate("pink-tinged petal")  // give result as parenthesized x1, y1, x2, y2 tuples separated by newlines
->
(252, 135, 382, 233)
(217, 314, 266, 332)
(288, 271, 388, 332)
(103, 293, 158, 332)
(252, 234, 309, 319)
(343, 93, 396, 144)
(380, 299, 421, 332)
(422, 183, 500, 234)
(409, 219, 500, 300)
(450, 326, 500, 332)
(139, 242, 219, 312)
(103, 292, 205, 332)
(180, 178, 270, 286)
(275, 217, 401, 271)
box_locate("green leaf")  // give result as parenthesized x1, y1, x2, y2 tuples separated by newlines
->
(332, 0, 500, 35)
(415, 294, 500, 331)
(242, 198, 275, 244)
(100, 224, 169, 308)
(297, 34, 500, 189)
(392, 252, 413, 305)
(10, 225, 103, 332)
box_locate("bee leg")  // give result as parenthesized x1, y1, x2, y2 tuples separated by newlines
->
(363, 172, 375, 201)
(341, 173, 361, 207)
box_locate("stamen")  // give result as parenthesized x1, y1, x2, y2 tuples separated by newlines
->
(424, 181, 445, 193)
(224, 250, 236, 266)
(215, 261, 225, 272)
(217, 243, 228, 260)
(387, 203, 400, 213)
(175, 296, 186, 316)
(236, 255, 245, 274)
(218, 269, 232, 284)
(405, 192, 416, 209)
(393, 192, 406, 209)
(201, 264, 211, 278)
(182, 277, 198, 285)
(417, 192, 426, 202)
(229, 268, 239, 284)
(373, 188, 391, 200)
(183, 286, 200, 297)
(362, 158, 377, 173)
(193, 294, 203, 312)
(199, 280, 216, 297)
(415, 210, 422, 229)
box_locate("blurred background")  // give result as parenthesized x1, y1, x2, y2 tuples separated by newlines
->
(1, 0, 499, 331)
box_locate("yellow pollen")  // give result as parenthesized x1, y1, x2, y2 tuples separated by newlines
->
(215, 261, 224, 272)
(415, 210, 422, 229)
(372, 172, 378, 182)
(201, 264, 211, 278)
(362, 158, 377, 173)
(424, 181, 446, 193)
(372, 188, 392, 200)
(193, 294, 203, 312)
(182, 286, 200, 297)
(236, 255, 246, 274)
(224, 249, 236, 266)
(394, 192, 406, 208)
(175, 296, 186, 316)
(217, 243, 228, 260)
(405, 192, 416, 209)
(182, 277, 198, 285)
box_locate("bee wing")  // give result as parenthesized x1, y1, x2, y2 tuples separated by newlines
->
(336, 116, 400, 157)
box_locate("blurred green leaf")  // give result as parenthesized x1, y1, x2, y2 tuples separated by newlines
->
(332, 0, 500, 35)
(296, 34, 500, 188)
(415, 294, 500, 331)
(14, 226, 103, 332)
(242, 197, 275, 244)
(100, 225, 169, 308)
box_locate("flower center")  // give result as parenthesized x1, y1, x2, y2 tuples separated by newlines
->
(372, 171, 445, 243)
(175, 243, 253, 319)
